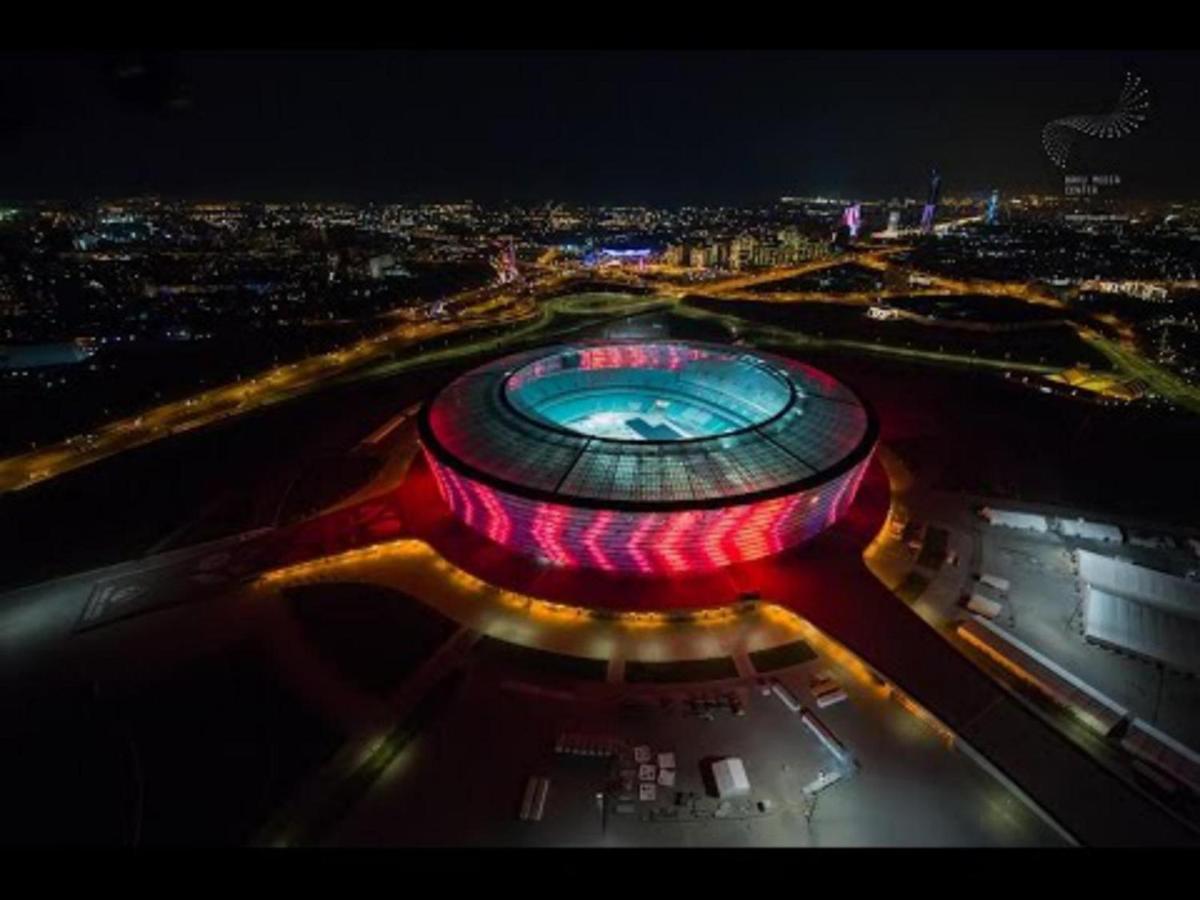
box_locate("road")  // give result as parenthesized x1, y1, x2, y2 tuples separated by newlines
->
(613, 248, 1195, 411)
(0, 273, 569, 493)
(1080, 329, 1200, 414)
(4, 239, 1197, 497)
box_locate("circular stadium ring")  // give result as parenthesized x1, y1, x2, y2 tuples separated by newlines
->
(418, 340, 878, 574)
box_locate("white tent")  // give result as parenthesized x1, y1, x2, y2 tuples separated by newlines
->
(1077, 550, 1200, 620)
(1084, 586, 1200, 676)
(711, 757, 751, 798)
(1078, 550, 1200, 676)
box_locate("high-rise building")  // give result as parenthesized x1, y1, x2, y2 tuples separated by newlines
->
(668, 233, 828, 273)
(729, 236, 756, 271)
(985, 190, 1000, 226)
(842, 204, 862, 239)
(491, 237, 520, 283)
(920, 169, 942, 233)
(662, 245, 686, 267)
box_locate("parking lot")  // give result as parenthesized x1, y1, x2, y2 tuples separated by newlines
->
(326, 633, 1065, 847)
(888, 484, 1200, 750)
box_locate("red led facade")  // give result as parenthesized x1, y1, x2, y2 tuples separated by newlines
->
(423, 446, 874, 573)
(418, 340, 878, 575)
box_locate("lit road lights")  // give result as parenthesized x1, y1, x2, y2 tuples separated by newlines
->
(0, 274, 560, 494)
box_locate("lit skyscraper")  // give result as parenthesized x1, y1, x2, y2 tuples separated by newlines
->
(920, 169, 941, 233)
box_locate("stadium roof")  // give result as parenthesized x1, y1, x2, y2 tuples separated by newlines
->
(420, 341, 877, 511)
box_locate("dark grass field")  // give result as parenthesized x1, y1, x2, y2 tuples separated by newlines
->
(916, 526, 950, 569)
(0, 362, 457, 591)
(745, 263, 883, 294)
(895, 571, 932, 604)
(473, 636, 609, 682)
(284, 582, 458, 695)
(748, 639, 818, 673)
(687, 296, 1112, 370)
(0, 641, 342, 845)
(769, 341, 1200, 527)
(624, 657, 739, 684)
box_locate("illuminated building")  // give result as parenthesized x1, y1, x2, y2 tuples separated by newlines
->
(1084, 280, 1169, 302)
(418, 341, 877, 574)
(0, 339, 96, 370)
(842, 204, 862, 239)
(920, 169, 941, 234)
(368, 254, 411, 279)
(491, 237, 520, 284)
(662, 245, 687, 267)
(866, 305, 901, 321)
(729, 236, 756, 271)
(664, 234, 828, 272)
(584, 248, 655, 268)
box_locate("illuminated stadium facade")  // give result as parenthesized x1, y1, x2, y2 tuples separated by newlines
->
(418, 341, 878, 574)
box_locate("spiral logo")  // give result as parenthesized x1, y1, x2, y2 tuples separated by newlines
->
(1042, 71, 1151, 170)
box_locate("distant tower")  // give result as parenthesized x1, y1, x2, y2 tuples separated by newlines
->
(842, 204, 862, 239)
(985, 189, 1000, 226)
(886, 210, 901, 234)
(491, 237, 520, 284)
(920, 169, 941, 233)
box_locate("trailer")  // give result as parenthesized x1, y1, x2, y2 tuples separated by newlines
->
(815, 686, 848, 709)
(1128, 531, 1177, 551)
(800, 709, 853, 765)
(966, 593, 1003, 620)
(979, 507, 1049, 533)
(770, 679, 803, 712)
(1058, 518, 1123, 543)
(978, 573, 1011, 593)
(811, 671, 848, 708)
(531, 777, 549, 821)
(519, 776, 551, 822)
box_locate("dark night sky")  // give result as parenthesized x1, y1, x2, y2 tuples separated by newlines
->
(1, 50, 1198, 204)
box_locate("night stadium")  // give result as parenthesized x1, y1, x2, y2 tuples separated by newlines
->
(418, 340, 878, 574)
